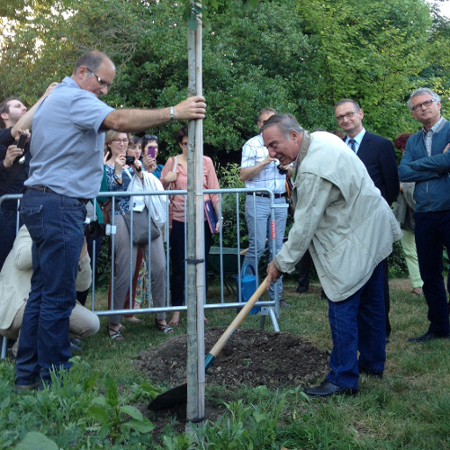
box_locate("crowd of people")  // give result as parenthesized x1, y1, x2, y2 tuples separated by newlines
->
(0, 50, 449, 398)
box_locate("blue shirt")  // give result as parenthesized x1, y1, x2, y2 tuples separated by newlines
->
(25, 77, 115, 199)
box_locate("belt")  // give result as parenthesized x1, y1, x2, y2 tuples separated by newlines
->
(247, 192, 286, 199)
(29, 186, 89, 205)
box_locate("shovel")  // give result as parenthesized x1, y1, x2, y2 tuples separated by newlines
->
(148, 276, 268, 410)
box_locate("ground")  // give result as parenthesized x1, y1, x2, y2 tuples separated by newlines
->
(135, 325, 330, 438)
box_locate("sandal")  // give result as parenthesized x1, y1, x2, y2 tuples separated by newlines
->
(155, 319, 174, 334)
(106, 323, 124, 340)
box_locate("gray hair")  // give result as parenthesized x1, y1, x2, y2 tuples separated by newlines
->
(73, 51, 113, 75)
(407, 88, 441, 111)
(260, 113, 304, 139)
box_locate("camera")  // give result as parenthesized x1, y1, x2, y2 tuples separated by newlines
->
(125, 156, 135, 165)
(84, 219, 105, 240)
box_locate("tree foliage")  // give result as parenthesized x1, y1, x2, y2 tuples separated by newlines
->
(1, 0, 450, 162)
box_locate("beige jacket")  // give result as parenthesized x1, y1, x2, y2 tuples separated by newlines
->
(0, 225, 92, 331)
(274, 131, 402, 302)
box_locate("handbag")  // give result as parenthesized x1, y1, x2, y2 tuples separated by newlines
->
(123, 208, 160, 245)
(100, 199, 112, 225)
(167, 156, 178, 233)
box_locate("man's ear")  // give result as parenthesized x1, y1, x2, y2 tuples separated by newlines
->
(0, 112, 9, 122)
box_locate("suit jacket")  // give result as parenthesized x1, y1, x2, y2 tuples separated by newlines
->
(350, 132, 399, 206)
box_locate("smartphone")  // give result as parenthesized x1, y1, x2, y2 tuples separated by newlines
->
(147, 146, 156, 158)
(15, 133, 28, 164)
(17, 133, 27, 149)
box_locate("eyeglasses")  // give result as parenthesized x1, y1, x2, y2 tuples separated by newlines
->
(411, 99, 436, 112)
(335, 111, 357, 122)
(112, 139, 129, 145)
(86, 67, 111, 89)
(144, 134, 158, 141)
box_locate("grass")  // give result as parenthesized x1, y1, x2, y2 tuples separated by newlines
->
(2, 277, 450, 449)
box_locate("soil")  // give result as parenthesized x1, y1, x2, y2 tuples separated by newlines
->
(134, 326, 330, 439)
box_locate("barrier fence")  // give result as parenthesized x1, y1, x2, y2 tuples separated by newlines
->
(1, 188, 287, 358)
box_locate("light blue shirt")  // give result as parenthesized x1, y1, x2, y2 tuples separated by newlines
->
(345, 128, 366, 155)
(26, 77, 115, 199)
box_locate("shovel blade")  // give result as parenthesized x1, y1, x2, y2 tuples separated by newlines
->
(148, 383, 187, 410)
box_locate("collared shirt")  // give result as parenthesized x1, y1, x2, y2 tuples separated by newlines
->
(345, 128, 366, 154)
(25, 77, 115, 199)
(422, 116, 445, 157)
(240, 133, 286, 194)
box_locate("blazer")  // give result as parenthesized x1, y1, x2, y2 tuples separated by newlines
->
(351, 132, 399, 206)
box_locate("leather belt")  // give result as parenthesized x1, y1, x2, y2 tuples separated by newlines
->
(29, 186, 89, 205)
(247, 192, 286, 199)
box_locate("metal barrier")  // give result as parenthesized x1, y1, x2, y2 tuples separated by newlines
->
(0, 188, 287, 359)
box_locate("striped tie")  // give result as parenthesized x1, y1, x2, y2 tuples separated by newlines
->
(348, 139, 356, 152)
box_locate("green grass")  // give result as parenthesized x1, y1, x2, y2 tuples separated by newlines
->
(2, 278, 450, 449)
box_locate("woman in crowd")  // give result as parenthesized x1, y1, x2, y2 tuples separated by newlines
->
(394, 133, 423, 296)
(128, 135, 143, 161)
(142, 134, 164, 179)
(160, 125, 221, 326)
(104, 130, 172, 339)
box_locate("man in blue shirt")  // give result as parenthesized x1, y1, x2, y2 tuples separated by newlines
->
(15, 51, 206, 391)
(398, 88, 450, 342)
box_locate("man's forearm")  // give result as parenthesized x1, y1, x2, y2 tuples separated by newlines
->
(102, 108, 171, 132)
(240, 163, 265, 182)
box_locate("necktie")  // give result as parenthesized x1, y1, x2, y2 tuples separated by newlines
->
(348, 139, 356, 153)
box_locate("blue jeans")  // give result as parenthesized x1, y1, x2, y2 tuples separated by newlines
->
(415, 210, 450, 336)
(243, 195, 287, 300)
(15, 189, 86, 386)
(0, 204, 22, 271)
(326, 263, 386, 390)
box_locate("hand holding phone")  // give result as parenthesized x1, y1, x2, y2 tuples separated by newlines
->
(147, 146, 156, 159)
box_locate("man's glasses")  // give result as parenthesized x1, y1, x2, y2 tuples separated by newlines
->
(86, 67, 111, 89)
(411, 99, 436, 112)
(335, 111, 357, 122)
(144, 134, 158, 141)
(112, 139, 129, 145)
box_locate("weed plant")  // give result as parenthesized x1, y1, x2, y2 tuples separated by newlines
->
(1, 279, 450, 448)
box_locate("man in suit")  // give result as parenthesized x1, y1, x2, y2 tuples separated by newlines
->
(335, 99, 399, 339)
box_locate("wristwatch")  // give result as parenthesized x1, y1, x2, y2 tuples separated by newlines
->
(113, 173, 122, 184)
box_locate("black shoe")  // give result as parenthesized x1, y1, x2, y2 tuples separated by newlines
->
(279, 299, 291, 308)
(303, 380, 358, 397)
(359, 366, 383, 379)
(296, 285, 308, 294)
(407, 332, 450, 343)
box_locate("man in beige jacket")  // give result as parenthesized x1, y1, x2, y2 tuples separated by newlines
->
(263, 114, 402, 397)
(0, 226, 99, 356)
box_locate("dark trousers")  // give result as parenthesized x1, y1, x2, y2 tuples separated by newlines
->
(170, 219, 212, 307)
(415, 210, 450, 336)
(297, 250, 312, 290)
(0, 204, 22, 271)
(383, 259, 391, 337)
(326, 263, 386, 389)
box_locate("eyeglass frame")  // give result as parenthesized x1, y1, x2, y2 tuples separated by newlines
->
(86, 67, 111, 89)
(111, 138, 130, 145)
(410, 99, 437, 112)
(144, 134, 158, 141)
(335, 111, 358, 122)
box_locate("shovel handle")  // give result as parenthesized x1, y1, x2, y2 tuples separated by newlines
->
(208, 276, 268, 359)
